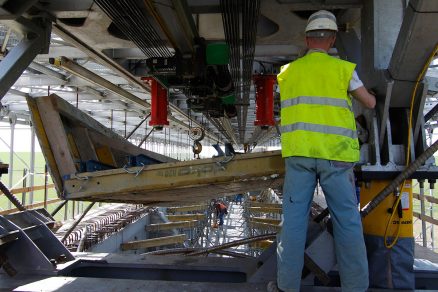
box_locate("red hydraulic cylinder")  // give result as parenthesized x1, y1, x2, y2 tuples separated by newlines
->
(142, 77, 169, 129)
(253, 74, 276, 128)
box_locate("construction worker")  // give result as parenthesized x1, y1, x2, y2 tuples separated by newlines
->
(215, 201, 228, 227)
(273, 10, 376, 292)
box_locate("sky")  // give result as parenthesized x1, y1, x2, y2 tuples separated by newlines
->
(0, 122, 41, 153)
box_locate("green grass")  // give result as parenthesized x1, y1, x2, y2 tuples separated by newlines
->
(0, 152, 101, 221)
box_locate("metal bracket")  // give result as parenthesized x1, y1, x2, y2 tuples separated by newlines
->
(0, 209, 74, 276)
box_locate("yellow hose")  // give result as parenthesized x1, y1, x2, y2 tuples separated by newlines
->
(384, 44, 438, 249)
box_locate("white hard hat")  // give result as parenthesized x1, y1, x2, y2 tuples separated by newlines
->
(305, 10, 338, 32)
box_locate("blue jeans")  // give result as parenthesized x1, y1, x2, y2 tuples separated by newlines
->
(277, 157, 368, 292)
(218, 212, 225, 226)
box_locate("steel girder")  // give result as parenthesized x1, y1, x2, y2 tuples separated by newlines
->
(0, 16, 51, 100)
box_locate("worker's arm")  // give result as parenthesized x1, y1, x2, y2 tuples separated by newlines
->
(350, 86, 376, 109)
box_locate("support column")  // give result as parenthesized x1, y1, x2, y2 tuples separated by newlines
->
(29, 122, 36, 204)
(360, 0, 404, 87)
(419, 180, 427, 247)
(429, 179, 436, 250)
(7, 114, 16, 209)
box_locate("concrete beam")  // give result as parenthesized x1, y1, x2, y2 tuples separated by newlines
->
(427, 76, 438, 93)
(389, 1, 438, 81)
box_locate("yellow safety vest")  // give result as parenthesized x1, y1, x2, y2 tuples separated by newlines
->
(277, 52, 359, 162)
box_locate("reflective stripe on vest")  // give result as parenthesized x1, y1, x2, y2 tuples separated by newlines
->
(281, 122, 358, 139)
(281, 95, 352, 111)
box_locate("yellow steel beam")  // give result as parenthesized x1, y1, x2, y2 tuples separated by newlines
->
(145, 220, 199, 232)
(121, 234, 186, 250)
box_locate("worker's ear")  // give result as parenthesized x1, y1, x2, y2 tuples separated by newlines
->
(329, 35, 336, 48)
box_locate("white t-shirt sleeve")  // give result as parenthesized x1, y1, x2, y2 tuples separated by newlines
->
(348, 70, 364, 92)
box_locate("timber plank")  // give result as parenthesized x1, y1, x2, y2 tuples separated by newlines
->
(0, 184, 55, 195)
(167, 205, 208, 213)
(413, 211, 438, 225)
(36, 96, 77, 177)
(166, 214, 206, 222)
(250, 217, 281, 225)
(71, 127, 98, 161)
(248, 240, 274, 249)
(26, 96, 63, 192)
(63, 151, 284, 205)
(64, 173, 283, 205)
(248, 202, 282, 208)
(51, 94, 173, 164)
(87, 131, 175, 164)
(145, 220, 199, 231)
(121, 234, 186, 250)
(247, 206, 282, 214)
(248, 220, 281, 231)
(413, 192, 438, 205)
(0, 198, 61, 215)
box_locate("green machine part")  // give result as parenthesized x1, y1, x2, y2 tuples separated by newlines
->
(206, 42, 230, 65)
(221, 94, 235, 105)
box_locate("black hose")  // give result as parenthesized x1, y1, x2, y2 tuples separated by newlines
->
(361, 138, 438, 217)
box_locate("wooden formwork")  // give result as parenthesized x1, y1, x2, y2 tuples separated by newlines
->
(27, 94, 285, 206)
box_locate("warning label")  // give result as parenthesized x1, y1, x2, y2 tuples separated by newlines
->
(401, 192, 410, 210)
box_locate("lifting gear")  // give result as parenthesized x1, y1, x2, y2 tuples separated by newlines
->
(253, 74, 276, 129)
(142, 77, 169, 130)
(192, 141, 202, 159)
(189, 127, 205, 142)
